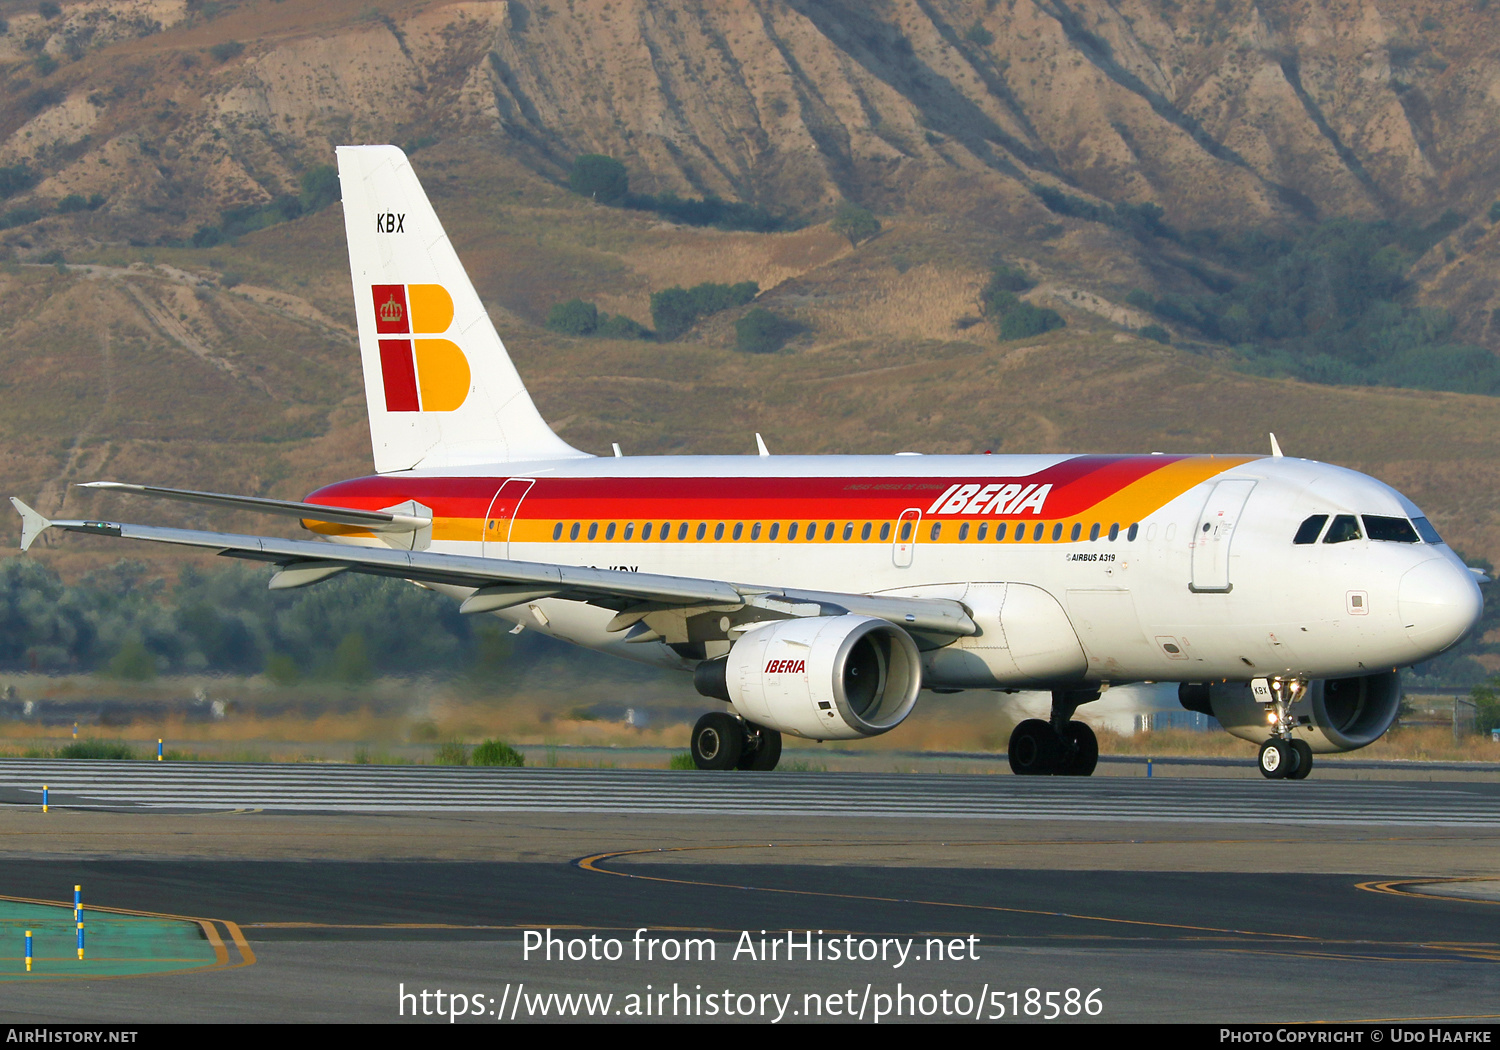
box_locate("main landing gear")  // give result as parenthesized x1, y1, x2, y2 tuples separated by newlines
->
(1007, 689, 1100, 776)
(689, 712, 783, 771)
(1257, 677, 1313, 780)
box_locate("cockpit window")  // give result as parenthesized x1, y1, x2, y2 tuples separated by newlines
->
(1412, 517, 1444, 545)
(1323, 514, 1362, 544)
(1363, 515, 1420, 543)
(1293, 515, 1328, 545)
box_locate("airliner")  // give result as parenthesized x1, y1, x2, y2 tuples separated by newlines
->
(10, 146, 1485, 779)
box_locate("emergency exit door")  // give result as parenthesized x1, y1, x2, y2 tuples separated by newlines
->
(483, 478, 535, 558)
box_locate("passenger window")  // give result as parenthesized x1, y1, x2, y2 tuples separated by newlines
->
(709, 523, 720, 541)
(930, 522, 941, 541)
(1032, 523, 1044, 541)
(623, 523, 634, 541)
(879, 522, 890, 541)
(1108, 523, 1119, 541)
(976, 523, 987, 541)
(1293, 514, 1328, 545)
(751, 522, 762, 540)
(1413, 517, 1443, 544)
(807, 521, 817, 540)
(1069, 523, 1081, 541)
(569, 522, 580, 541)
(788, 522, 800, 541)
(732, 522, 743, 540)
(605, 522, 616, 540)
(1363, 515, 1419, 543)
(1127, 523, 1138, 541)
(824, 522, 835, 541)
(1051, 523, 1062, 542)
(995, 522, 1007, 541)
(842, 522, 853, 541)
(1323, 515, 1362, 544)
(861, 522, 871, 541)
(587, 522, 598, 540)
(678, 522, 689, 541)
(1089, 523, 1100, 541)
(769, 522, 780, 541)
(958, 523, 970, 541)
(898, 521, 911, 542)
(642, 522, 653, 541)
(552, 522, 563, 541)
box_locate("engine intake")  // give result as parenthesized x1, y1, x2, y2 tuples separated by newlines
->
(1179, 671, 1402, 753)
(699, 614, 922, 740)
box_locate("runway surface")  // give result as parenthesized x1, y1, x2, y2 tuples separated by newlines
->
(2, 760, 1498, 826)
(0, 762, 1496, 1023)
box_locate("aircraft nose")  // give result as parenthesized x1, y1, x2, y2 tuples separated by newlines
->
(1399, 558, 1483, 655)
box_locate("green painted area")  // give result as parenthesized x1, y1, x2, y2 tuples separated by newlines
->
(0, 899, 219, 980)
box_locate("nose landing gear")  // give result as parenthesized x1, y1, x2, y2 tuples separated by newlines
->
(689, 712, 783, 771)
(1007, 689, 1100, 776)
(1257, 677, 1313, 780)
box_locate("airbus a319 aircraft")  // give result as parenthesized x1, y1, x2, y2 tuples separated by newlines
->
(11, 146, 1485, 779)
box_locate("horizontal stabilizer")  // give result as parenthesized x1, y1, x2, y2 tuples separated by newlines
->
(9, 498, 52, 552)
(77, 482, 431, 533)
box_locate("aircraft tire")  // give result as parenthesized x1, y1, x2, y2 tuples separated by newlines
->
(692, 712, 744, 770)
(1287, 739, 1313, 780)
(736, 723, 782, 771)
(1258, 739, 1290, 779)
(1008, 718, 1059, 775)
(1061, 720, 1098, 776)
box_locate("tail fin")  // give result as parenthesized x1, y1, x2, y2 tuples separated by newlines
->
(336, 145, 588, 473)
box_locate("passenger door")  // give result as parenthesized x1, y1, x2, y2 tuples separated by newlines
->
(1189, 479, 1256, 593)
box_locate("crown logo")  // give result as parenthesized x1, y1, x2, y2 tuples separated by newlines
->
(379, 294, 404, 324)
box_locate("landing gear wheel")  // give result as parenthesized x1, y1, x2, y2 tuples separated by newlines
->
(1008, 719, 1059, 775)
(1258, 739, 1291, 779)
(691, 712, 743, 770)
(736, 723, 782, 771)
(1060, 720, 1098, 776)
(1287, 739, 1313, 780)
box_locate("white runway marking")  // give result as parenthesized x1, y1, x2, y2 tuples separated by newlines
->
(2, 760, 1497, 826)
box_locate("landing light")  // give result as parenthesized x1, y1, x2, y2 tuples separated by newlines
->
(1266, 711, 1278, 725)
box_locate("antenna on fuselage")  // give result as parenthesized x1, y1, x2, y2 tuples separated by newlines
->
(755, 433, 770, 457)
(1269, 433, 1284, 457)
(612, 443, 623, 458)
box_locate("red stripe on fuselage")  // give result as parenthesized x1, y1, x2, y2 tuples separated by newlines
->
(303, 455, 1191, 522)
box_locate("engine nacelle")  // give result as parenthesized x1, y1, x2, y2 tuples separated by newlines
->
(1179, 671, 1403, 753)
(696, 615, 922, 740)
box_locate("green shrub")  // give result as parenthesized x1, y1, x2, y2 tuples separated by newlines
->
(434, 742, 470, 766)
(38, 2, 61, 18)
(735, 307, 796, 354)
(1138, 324, 1171, 344)
(107, 639, 157, 681)
(998, 301, 1065, 340)
(964, 22, 994, 46)
(209, 41, 245, 63)
(545, 298, 599, 335)
(1489, 201, 1500, 225)
(327, 632, 372, 684)
(596, 313, 651, 339)
(568, 154, 628, 203)
(830, 201, 880, 247)
(32, 53, 57, 77)
(651, 280, 758, 339)
(0, 165, 36, 200)
(57, 740, 135, 760)
(472, 739, 525, 767)
(668, 752, 695, 770)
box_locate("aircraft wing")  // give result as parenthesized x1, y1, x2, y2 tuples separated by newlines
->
(9, 498, 978, 640)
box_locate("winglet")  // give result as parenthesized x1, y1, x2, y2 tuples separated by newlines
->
(755, 433, 770, 457)
(1269, 433, 1284, 457)
(10, 498, 52, 552)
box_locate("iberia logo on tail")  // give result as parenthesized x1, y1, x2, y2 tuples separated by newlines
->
(372, 284, 471, 412)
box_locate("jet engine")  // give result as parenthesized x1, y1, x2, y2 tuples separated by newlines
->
(1179, 671, 1403, 753)
(694, 614, 922, 740)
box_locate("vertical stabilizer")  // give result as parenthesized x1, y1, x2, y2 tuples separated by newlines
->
(336, 145, 588, 472)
